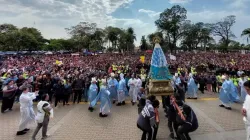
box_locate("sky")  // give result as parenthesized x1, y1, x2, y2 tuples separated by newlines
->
(0, 0, 250, 46)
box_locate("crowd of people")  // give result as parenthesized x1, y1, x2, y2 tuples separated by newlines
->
(0, 51, 250, 140)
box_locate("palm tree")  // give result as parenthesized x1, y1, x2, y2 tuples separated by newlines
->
(241, 28, 250, 43)
(105, 27, 121, 49)
(127, 27, 136, 41)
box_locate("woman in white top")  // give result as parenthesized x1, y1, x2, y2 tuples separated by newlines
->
(16, 87, 38, 135)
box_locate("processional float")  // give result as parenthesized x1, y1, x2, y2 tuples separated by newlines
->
(147, 37, 174, 96)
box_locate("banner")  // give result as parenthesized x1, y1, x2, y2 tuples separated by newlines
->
(140, 56, 145, 63)
(170, 54, 176, 60)
(241, 50, 246, 54)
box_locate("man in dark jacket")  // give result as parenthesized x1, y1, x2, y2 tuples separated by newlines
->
(137, 96, 159, 140)
(168, 94, 199, 140)
(198, 74, 206, 94)
(52, 80, 64, 107)
(211, 74, 217, 93)
(72, 75, 84, 104)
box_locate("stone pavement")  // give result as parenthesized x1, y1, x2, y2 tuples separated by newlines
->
(0, 92, 246, 140)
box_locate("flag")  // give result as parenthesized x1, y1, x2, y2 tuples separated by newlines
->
(140, 56, 145, 63)
(230, 59, 236, 65)
(55, 60, 63, 66)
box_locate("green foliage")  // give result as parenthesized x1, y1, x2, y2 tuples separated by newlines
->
(155, 5, 187, 52)
(181, 22, 214, 51)
(209, 15, 236, 49)
(42, 39, 76, 51)
(140, 36, 148, 51)
(0, 8, 248, 53)
(0, 24, 45, 51)
(241, 28, 250, 43)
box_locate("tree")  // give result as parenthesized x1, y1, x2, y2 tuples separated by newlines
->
(241, 28, 250, 43)
(42, 39, 76, 51)
(0, 24, 17, 33)
(89, 29, 105, 51)
(228, 40, 241, 50)
(209, 15, 236, 49)
(140, 36, 148, 51)
(20, 27, 44, 51)
(105, 26, 121, 49)
(155, 5, 187, 52)
(66, 22, 98, 50)
(181, 22, 214, 51)
(0, 28, 38, 51)
(125, 27, 136, 51)
(148, 32, 164, 46)
(66, 22, 97, 37)
(0, 24, 18, 50)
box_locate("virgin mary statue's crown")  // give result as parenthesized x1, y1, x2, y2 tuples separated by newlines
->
(153, 36, 161, 44)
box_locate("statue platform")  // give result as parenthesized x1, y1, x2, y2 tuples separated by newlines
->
(148, 79, 174, 96)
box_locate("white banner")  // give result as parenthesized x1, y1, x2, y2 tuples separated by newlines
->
(170, 54, 176, 60)
(241, 50, 246, 54)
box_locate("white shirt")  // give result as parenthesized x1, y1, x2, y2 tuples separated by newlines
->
(128, 78, 137, 88)
(243, 94, 250, 124)
(136, 78, 142, 88)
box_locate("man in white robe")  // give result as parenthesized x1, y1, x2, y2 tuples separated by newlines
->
(136, 75, 142, 95)
(242, 80, 250, 140)
(128, 75, 137, 106)
(16, 87, 38, 136)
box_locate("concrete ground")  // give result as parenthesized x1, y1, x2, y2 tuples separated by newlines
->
(0, 91, 246, 140)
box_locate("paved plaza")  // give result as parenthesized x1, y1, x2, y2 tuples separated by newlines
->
(0, 92, 246, 140)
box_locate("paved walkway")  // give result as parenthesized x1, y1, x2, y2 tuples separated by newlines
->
(0, 92, 246, 140)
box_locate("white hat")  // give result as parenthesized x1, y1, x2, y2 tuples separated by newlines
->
(91, 77, 97, 83)
(111, 73, 115, 77)
(221, 75, 226, 80)
(175, 73, 178, 77)
(189, 73, 193, 77)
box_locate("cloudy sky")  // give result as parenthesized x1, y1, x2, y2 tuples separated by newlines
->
(0, 0, 250, 46)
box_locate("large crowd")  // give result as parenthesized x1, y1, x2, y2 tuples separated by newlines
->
(0, 51, 250, 140)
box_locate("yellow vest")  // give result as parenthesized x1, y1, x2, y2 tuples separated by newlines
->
(177, 68, 181, 74)
(98, 79, 102, 87)
(113, 65, 117, 71)
(234, 78, 238, 86)
(217, 76, 222, 83)
(191, 67, 196, 74)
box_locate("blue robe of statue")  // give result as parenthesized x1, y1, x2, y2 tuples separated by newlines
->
(88, 83, 98, 107)
(219, 81, 231, 104)
(108, 78, 118, 100)
(150, 43, 172, 80)
(90, 85, 112, 114)
(187, 77, 198, 97)
(227, 80, 240, 102)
